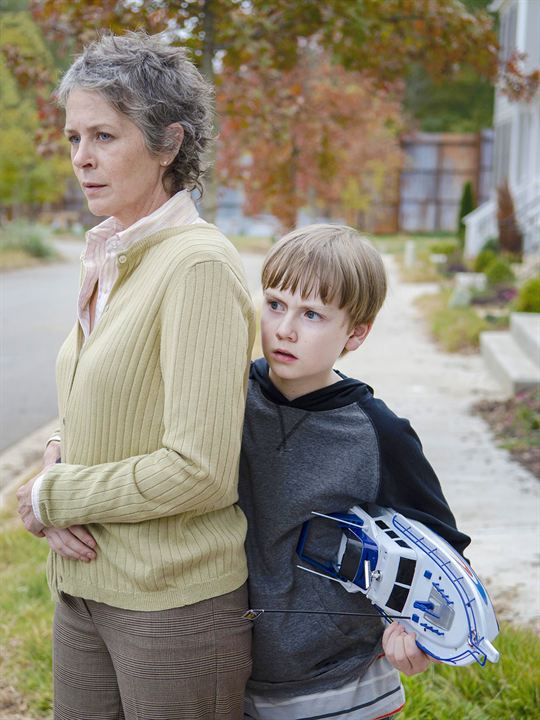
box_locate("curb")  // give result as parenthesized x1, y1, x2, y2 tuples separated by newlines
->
(0, 419, 58, 507)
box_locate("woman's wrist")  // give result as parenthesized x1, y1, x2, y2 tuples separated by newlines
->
(45, 434, 61, 448)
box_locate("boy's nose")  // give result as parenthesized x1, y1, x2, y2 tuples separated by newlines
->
(276, 317, 297, 342)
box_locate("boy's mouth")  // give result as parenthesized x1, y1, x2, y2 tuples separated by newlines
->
(272, 349, 298, 362)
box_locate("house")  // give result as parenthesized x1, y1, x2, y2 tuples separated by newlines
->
(464, 0, 540, 258)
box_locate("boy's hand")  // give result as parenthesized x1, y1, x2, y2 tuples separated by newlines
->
(382, 622, 433, 676)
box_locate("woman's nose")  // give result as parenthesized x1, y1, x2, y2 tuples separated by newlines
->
(72, 141, 95, 169)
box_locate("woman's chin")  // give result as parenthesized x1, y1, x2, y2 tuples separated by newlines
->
(86, 200, 112, 219)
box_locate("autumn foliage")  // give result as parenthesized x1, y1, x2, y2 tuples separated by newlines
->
(217, 52, 403, 228)
(30, 0, 499, 85)
(500, 51, 540, 104)
(2, 1, 504, 220)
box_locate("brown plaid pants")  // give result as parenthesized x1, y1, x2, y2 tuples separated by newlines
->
(53, 585, 252, 719)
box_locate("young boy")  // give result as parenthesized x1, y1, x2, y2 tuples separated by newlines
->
(238, 224, 470, 719)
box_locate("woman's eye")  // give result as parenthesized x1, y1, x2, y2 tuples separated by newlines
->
(68, 135, 80, 145)
(98, 132, 112, 141)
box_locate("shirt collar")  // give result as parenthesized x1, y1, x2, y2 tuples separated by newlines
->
(84, 190, 202, 257)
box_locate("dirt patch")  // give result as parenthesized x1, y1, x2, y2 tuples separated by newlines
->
(0, 679, 35, 720)
(474, 388, 540, 479)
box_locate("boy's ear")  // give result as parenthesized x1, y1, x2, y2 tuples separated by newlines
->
(344, 323, 372, 352)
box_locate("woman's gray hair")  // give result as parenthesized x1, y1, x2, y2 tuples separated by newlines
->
(56, 31, 214, 196)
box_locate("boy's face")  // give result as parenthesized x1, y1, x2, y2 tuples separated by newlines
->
(261, 287, 370, 400)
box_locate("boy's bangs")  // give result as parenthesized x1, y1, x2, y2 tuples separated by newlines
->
(264, 253, 343, 307)
(261, 224, 387, 327)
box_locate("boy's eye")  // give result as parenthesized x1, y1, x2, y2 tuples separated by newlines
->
(305, 310, 321, 320)
(268, 300, 282, 311)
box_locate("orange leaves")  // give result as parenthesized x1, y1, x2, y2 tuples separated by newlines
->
(216, 50, 404, 228)
(500, 51, 540, 104)
(2, 44, 52, 89)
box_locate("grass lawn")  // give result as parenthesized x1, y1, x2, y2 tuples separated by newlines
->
(415, 288, 509, 353)
(474, 388, 540, 478)
(0, 249, 46, 271)
(0, 523, 54, 717)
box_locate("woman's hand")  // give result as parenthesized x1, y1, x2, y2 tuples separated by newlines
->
(43, 439, 61, 468)
(382, 622, 433, 676)
(43, 525, 97, 562)
(16, 476, 45, 536)
(17, 439, 61, 536)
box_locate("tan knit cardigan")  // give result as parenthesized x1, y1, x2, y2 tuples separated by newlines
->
(39, 224, 255, 611)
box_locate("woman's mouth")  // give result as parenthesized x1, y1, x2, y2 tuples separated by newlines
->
(83, 183, 107, 195)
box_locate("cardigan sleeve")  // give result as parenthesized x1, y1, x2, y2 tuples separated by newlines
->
(37, 259, 254, 527)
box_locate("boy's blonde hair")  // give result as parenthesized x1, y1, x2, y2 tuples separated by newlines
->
(262, 224, 387, 328)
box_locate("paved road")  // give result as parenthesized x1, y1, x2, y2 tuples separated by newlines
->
(0, 240, 83, 452)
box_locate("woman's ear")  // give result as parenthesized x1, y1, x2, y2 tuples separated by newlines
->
(344, 323, 372, 352)
(162, 123, 184, 165)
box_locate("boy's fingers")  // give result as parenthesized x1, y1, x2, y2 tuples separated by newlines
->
(402, 632, 432, 674)
(383, 624, 432, 675)
(393, 633, 412, 669)
(382, 621, 403, 647)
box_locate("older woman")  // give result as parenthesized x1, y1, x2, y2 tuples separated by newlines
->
(17, 31, 254, 719)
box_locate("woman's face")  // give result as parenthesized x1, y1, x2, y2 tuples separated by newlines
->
(64, 88, 171, 228)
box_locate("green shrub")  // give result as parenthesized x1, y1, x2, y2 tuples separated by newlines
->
(474, 248, 497, 273)
(416, 289, 494, 352)
(485, 258, 515, 287)
(0, 221, 55, 259)
(457, 181, 475, 246)
(429, 241, 459, 256)
(481, 237, 500, 253)
(515, 276, 540, 313)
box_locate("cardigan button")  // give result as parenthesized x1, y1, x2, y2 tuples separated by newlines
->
(118, 255, 127, 264)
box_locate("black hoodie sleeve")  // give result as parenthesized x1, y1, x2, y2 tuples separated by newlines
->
(364, 398, 471, 557)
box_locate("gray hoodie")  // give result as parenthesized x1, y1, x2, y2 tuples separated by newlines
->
(239, 359, 470, 698)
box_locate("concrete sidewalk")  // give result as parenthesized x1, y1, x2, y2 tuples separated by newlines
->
(1, 252, 538, 630)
